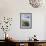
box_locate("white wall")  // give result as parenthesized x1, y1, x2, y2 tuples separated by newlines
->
(0, 0, 46, 40)
(44, 15, 46, 40)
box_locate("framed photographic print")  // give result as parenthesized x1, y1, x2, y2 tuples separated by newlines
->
(20, 13, 32, 29)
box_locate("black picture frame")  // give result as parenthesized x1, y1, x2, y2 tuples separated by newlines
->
(20, 13, 32, 29)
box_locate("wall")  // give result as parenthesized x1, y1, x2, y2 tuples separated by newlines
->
(44, 15, 46, 40)
(0, 0, 46, 40)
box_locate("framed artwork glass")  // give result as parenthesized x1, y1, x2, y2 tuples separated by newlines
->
(20, 13, 32, 29)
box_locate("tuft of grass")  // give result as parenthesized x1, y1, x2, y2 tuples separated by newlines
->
(22, 21, 29, 26)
